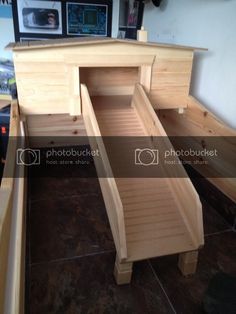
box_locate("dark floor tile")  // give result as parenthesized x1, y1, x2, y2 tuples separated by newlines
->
(30, 194, 115, 263)
(29, 176, 102, 202)
(150, 231, 236, 314)
(29, 252, 174, 314)
(201, 198, 231, 235)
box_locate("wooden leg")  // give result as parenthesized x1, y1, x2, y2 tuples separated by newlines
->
(178, 250, 198, 276)
(114, 255, 133, 285)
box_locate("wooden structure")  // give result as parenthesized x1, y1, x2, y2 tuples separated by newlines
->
(82, 82, 203, 283)
(1, 37, 235, 310)
(0, 100, 26, 314)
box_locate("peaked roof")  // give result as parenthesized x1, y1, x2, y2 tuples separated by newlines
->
(6, 37, 207, 52)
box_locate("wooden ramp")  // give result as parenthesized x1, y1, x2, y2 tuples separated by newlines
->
(82, 83, 204, 284)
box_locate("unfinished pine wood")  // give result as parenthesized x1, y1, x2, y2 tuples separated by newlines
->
(27, 114, 87, 147)
(80, 67, 139, 96)
(5, 121, 27, 314)
(7, 37, 207, 52)
(82, 83, 203, 269)
(114, 254, 133, 285)
(0, 190, 13, 312)
(0, 100, 20, 313)
(67, 54, 155, 67)
(139, 65, 153, 94)
(11, 38, 200, 115)
(178, 250, 198, 276)
(81, 84, 127, 260)
(5, 38, 213, 287)
(67, 66, 81, 116)
(150, 55, 193, 109)
(158, 96, 236, 202)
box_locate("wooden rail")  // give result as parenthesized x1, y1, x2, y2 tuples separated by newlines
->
(132, 84, 204, 247)
(158, 95, 236, 202)
(0, 100, 19, 312)
(81, 84, 127, 260)
(0, 101, 26, 314)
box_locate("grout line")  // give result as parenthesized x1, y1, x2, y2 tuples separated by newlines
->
(204, 228, 233, 237)
(148, 260, 177, 314)
(30, 249, 116, 267)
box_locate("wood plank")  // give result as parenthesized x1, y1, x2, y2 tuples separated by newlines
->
(127, 224, 185, 242)
(91, 95, 131, 108)
(131, 84, 203, 248)
(80, 67, 139, 97)
(154, 58, 193, 73)
(139, 65, 153, 93)
(131, 84, 169, 137)
(0, 191, 13, 313)
(14, 62, 66, 74)
(127, 233, 195, 262)
(125, 214, 181, 230)
(124, 207, 177, 219)
(150, 93, 188, 109)
(27, 114, 85, 134)
(18, 99, 70, 115)
(120, 186, 169, 198)
(66, 54, 155, 66)
(81, 84, 127, 260)
(187, 96, 236, 136)
(123, 199, 177, 213)
(16, 72, 66, 85)
(150, 54, 193, 110)
(8, 38, 206, 52)
(158, 96, 236, 202)
(121, 192, 175, 205)
(5, 121, 27, 314)
(151, 72, 191, 88)
(27, 114, 87, 147)
(0, 100, 20, 314)
(67, 66, 81, 115)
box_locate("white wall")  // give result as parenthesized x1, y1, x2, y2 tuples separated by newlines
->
(0, 3, 14, 59)
(143, 0, 236, 129)
(0, 18, 14, 59)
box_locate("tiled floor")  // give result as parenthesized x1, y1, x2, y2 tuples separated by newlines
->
(26, 175, 236, 314)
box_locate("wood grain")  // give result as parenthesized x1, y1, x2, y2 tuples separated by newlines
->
(0, 101, 20, 313)
(91, 84, 203, 261)
(158, 96, 236, 202)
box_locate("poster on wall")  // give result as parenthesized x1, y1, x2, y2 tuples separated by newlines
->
(16, 0, 62, 35)
(127, 0, 139, 27)
(12, 0, 112, 42)
(66, 2, 108, 36)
